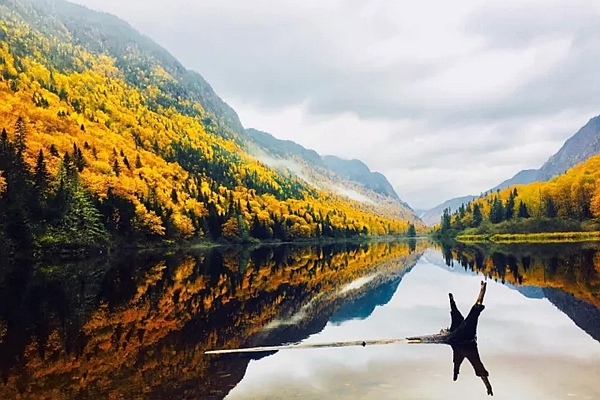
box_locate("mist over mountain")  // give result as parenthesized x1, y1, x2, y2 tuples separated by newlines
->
(245, 129, 420, 224)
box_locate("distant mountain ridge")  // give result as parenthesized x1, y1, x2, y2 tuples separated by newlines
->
(421, 115, 600, 225)
(321, 155, 401, 201)
(245, 128, 420, 224)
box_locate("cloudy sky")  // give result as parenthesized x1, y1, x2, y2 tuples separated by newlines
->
(72, 0, 600, 209)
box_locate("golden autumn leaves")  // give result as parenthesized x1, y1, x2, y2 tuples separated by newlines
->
(0, 17, 416, 243)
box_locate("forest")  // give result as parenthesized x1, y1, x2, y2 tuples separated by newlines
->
(0, 9, 418, 254)
(436, 152, 600, 239)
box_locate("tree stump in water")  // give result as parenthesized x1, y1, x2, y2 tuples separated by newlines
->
(408, 281, 487, 344)
(408, 281, 493, 396)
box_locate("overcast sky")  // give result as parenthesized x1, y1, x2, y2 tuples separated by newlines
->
(72, 0, 600, 209)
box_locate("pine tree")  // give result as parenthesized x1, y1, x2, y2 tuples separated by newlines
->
(112, 158, 121, 177)
(14, 117, 27, 154)
(34, 150, 50, 196)
(489, 197, 505, 224)
(517, 201, 530, 219)
(407, 223, 416, 237)
(135, 154, 143, 168)
(472, 203, 483, 227)
(505, 193, 515, 220)
(545, 197, 557, 218)
(73, 144, 87, 172)
(123, 156, 131, 170)
(441, 208, 452, 233)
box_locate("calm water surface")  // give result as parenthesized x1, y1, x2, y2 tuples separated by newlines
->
(0, 241, 599, 399)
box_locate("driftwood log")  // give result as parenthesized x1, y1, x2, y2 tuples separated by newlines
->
(408, 281, 487, 344)
(408, 281, 493, 396)
(205, 282, 494, 395)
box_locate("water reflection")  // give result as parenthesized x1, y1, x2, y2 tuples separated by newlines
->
(452, 343, 493, 396)
(440, 241, 600, 341)
(1, 240, 600, 399)
(0, 241, 425, 399)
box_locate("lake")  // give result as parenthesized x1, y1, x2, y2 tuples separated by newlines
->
(0, 240, 599, 399)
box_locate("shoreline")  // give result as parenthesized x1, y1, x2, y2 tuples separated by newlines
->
(456, 231, 600, 244)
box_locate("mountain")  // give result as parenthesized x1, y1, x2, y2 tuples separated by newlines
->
(490, 169, 539, 192)
(537, 115, 600, 180)
(419, 195, 478, 226)
(422, 115, 600, 226)
(0, 0, 419, 252)
(321, 155, 401, 200)
(245, 129, 420, 224)
(448, 151, 600, 231)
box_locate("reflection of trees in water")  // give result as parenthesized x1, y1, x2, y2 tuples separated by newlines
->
(442, 242, 600, 308)
(0, 241, 426, 399)
(442, 242, 600, 345)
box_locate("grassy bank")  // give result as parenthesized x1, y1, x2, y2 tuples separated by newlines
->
(457, 231, 600, 244)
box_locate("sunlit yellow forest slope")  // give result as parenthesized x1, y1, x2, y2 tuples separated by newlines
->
(438, 151, 600, 236)
(0, 0, 421, 252)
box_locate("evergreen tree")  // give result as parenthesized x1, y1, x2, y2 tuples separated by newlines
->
(505, 194, 515, 220)
(135, 154, 143, 168)
(545, 197, 557, 218)
(112, 158, 121, 177)
(14, 117, 27, 154)
(123, 156, 131, 170)
(441, 208, 452, 232)
(407, 223, 416, 237)
(73, 144, 87, 172)
(472, 203, 483, 227)
(489, 197, 505, 224)
(34, 149, 50, 196)
(517, 201, 530, 219)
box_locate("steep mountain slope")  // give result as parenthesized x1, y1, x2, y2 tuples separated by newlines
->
(245, 129, 421, 224)
(423, 115, 600, 226)
(490, 169, 539, 192)
(1, 0, 245, 139)
(0, 0, 419, 251)
(537, 115, 600, 180)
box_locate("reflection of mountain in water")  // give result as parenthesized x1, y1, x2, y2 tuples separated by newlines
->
(0, 241, 426, 400)
(544, 288, 600, 343)
(441, 243, 600, 345)
(246, 265, 418, 350)
(505, 284, 545, 300)
(329, 276, 404, 324)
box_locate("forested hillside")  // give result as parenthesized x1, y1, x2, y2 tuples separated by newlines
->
(426, 115, 600, 227)
(0, 0, 419, 253)
(438, 152, 600, 236)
